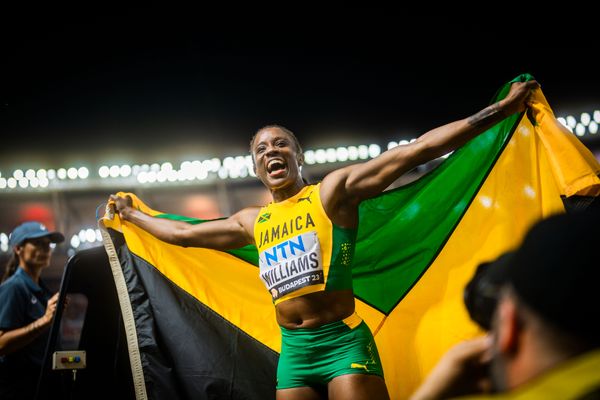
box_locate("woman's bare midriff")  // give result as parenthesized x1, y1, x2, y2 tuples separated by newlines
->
(275, 289, 356, 329)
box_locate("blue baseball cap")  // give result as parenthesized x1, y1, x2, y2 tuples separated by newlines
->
(8, 221, 65, 247)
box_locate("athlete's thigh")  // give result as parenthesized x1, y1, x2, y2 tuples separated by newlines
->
(277, 386, 325, 400)
(328, 373, 390, 400)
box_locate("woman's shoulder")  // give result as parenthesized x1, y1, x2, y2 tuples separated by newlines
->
(0, 275, 30, 298)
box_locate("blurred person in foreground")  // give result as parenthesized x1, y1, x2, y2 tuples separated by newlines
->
(410, 209, 600, 400)
(0, 221, 65, 400)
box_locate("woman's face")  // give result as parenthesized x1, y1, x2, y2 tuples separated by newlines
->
(17, 237, 52, 269)
(252, 127, 302, 190)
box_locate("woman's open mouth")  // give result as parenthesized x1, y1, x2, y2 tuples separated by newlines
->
(267, 159, 287, 177)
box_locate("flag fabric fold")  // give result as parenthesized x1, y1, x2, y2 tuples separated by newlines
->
(99, 74, 600, 400)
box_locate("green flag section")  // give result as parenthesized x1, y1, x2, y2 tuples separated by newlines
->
(100, 75, 600, 400)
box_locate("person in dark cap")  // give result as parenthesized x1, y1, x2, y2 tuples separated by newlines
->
(410, 209, 600, 400)
(462, 250, 516, 332)
(0, 221, 65, 400)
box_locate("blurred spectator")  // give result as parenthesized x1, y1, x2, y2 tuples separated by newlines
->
(0, 222, 65, 400)
(410, 210, 600, 399)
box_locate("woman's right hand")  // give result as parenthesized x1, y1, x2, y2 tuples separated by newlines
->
(109, 194, 133, 220)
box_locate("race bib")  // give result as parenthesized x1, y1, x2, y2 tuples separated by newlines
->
(258, 231, 323, 301)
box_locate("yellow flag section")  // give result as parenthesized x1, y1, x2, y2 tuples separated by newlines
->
(366, 89, 600, 399)
(101, 199, 280, 353)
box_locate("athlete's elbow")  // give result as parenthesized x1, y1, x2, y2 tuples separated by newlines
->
(170, 230, 195, 248)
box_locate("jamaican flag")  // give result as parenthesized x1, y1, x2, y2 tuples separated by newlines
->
(100, 74, 600, 400)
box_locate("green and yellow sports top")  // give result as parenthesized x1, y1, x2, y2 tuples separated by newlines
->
(254, 183, 356, 305)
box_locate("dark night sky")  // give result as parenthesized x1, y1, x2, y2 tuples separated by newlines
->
(2, 9, 598, 168)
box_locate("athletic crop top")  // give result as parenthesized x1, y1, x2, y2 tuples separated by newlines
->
(254, 183, 356, 305)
